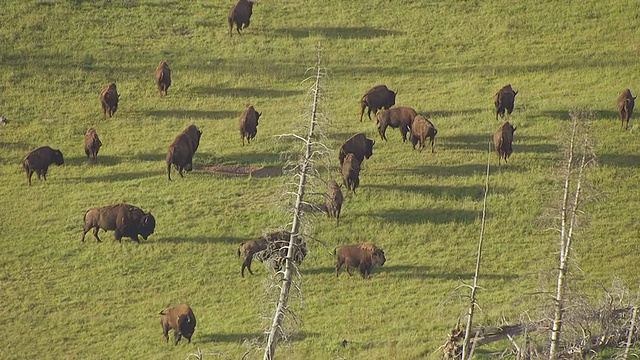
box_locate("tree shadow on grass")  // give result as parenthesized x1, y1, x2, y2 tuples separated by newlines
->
(423, 108, 484, 118)
(598, 153, 640, 167)
(191, 87, 303, 99)
(367, 183, 488, 200)
(376, 208, 477, 225)
(536, 109, 619, 120)
(144, 110, 238, 120)
(77, 171, 161, 183)
(272, 27, 404, 39)
(158, 236, 243, 245)
(381, 265, 519, 281)
(63, 155, 120, 166)
(198, 331, 316, 344)
(443, 134, 493, 152)
(217, 152, 285, 165)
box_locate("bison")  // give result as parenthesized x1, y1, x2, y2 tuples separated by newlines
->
(376, 106, 417, 142)
(338, 132, 374, 167)
(239, 105, 261, 146)
(360, 84, 397, 122)
(335, 242, 386, 279)
(325, 179, 343, 226)
(167, 125, 202, 180)
(410, 115, 438, 153)
(494, 84, 518, 121)
(81, 203, 156, 243)
(84, 128, 102, 163)
(23, 146, 64, 186)
(238, 231, 307, 277)
(159, 304, 196, 345)
(155, 61, 172, 97)
(100, 82, 120, 120)
(228, 0, 255, 36)
(493, 121, 517, 166)
(341, 153, 361, 194)
(617, 88, 636, 130)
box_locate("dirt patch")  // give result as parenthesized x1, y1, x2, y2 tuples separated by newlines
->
(200, 164, 282, 178)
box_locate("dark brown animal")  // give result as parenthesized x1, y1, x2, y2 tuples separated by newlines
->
(338, 132, 375, 167)
(494, 84, 518, 121)
(239, 105, 261, 146)
(493, 121, 517, 166)
(81, 203, 156, 243)
(167, 125, 202, 180)
(376, 106, 417, 142)
(23, 146, 64, 186)
(360, 84, 397, 122)
(155, 61, 172, 97)
(341, 153, 361, 194)
(237, 237, 268, 277)
(238, 231, 307, 277)
(335, 242, 386, 279)
(325, 179, 343, 226)
(84, 128, 102, 163)
(159, 304, 196, 345)
(617, 89, 636, 130)
(100, 82, 120, 120)
(228, 0, 255, 36)
(410, 115, 437, 153)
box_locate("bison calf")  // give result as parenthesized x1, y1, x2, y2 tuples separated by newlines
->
(325, 179, 344, 226)
(335, 242, 386, 279)
(84, 128, 102, 163)
(360, 84, 397, 122)
(238, 231, 307, 277)
(341, 153, 361, 194)
(237, 237, 268, 277)
(228, 0, 255, 36)
(81, 203, 155, 243)
(155, 61, 172, 97)
(493, 121, 516, 166)
(100, 82, 120, 120)
(23, 146, 64, 186)
(167, 125, 202, 180)
(239, 105, 261, 146)
(159, 304, 196, 345)
(376, 106, 417, 142)
(617, 88, 636, 130)
(494, 84, 518, 121)
(410, 115, 437, 153)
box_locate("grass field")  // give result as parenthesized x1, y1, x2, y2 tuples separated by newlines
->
(1, 1, 639, 359)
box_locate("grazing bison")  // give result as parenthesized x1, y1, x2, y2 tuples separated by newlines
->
(410, 115, 438, 153)
(100, 82, 120, 120)
(493, 121, 517, 166)
(617, 88, 636, 130)
(23, 146, 64, 186)
(167, 125, 202, 180)
(84, 128, 102, 163)
(376, 106, 417, 142)
(325, 179, 343, 226)
(155, 61, 172, 97)
(494, 84, 518, 121)
(335, 242, 386, 279)
(228, 0, 254, 36)
(360, 84, 397, 122)
(239, 105, 261, 146)
(338, 132, 375, 167)
(341, 153, 361, 194)
(81, 203, 156, 243)
(238, 231, 307, 277)
(159, 304, 196, 345)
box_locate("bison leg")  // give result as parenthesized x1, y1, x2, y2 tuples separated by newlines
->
(241, 258, 254, 277)
(26, 169, 33, 186)
(174, 330, 181, 345)
(400, 127, 408, 143)
(91, 227, 102, 242)
(162, 323, 170, 343)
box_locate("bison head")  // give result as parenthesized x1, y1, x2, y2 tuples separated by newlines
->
(139, 213, 156, 240)
(365, 139, 375, 159)
(53, 150, 65, 165)
(372, 248, 386, 267)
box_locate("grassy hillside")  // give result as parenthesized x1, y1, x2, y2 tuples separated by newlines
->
(1, 0, 639, 359)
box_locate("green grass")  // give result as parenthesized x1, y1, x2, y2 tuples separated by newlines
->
(1, 0, 639, 359)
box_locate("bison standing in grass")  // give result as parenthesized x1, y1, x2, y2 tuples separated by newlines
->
(376, 106, 417, 142)
(494, 84, 518, 121)
(228, 0, 254, 36)
(617, 88, 636, 130)
(167, 125, 202, 180)
(325, 179, 343, 226)
(341, 153, 361, 194)
(238, 231, 307, 277)
(155, 61, 172, 97)
(100, 82, 120, 119)
(338, 132, 374, 167)
(360, 84, 396, 122)
(239, 105, 261, 146)
(84, 128, 102, 163)
(23, 146, 64, 186)
(410, 115, 437, 153)
(81, 203, 155, 243)
(159, 304, 196, 345)
(335, 242, 386, 279)
(493, 121, 517, 166)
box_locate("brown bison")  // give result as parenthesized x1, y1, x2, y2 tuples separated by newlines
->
(338, 132, 375, 167)
(376, 106, 417, 142)
(84, 128, 102, 163)
(167, 125, 202, 180)
(335, 242, 386, 279)
(100, 82, 120, 120)
(238, 231, 307, 277)
(325, 179, 343, 226)
(228, 0, 254, 36)
(494, 84, 518, 121)
(617, 88, 636, 130)
(493, 121, 516, 166)
(239, 105, 261, 146)
(159, 304, 196, 345)
(155, 61, 172, 97)
(81, 203, 156, 243)
(341, 153, 361, 194)
(360, 84, 397, 122)
(23, 146, 64, 186)
(410, 115, 438, 153)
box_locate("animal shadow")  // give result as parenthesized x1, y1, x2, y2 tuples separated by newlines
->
(159, 236, 243, 244)
(367, 184, 487, 201)
(191, 87, 302, 99)
(376, 208, 477, 225)
(145, 110, 237, 120)
(272, 27, 404, 39)
(197, 332, 262, 344)
(598, 153, 640, 167)
(64, 155, 120, 166)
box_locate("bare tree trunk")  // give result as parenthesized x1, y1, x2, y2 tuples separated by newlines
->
(623, 306, 638, 360)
